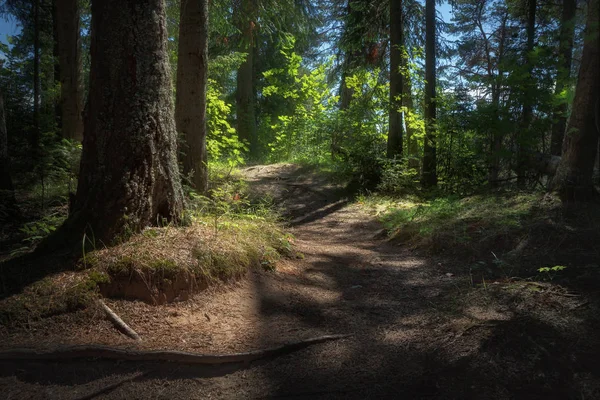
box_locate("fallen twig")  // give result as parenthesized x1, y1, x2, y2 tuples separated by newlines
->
(98, 300, 142, 342)
(0, 334, 351, 364)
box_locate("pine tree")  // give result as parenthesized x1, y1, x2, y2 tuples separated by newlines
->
(63, 0, 184, 243)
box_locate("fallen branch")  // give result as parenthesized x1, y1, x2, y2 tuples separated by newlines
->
(0, 334, 351, 364)
(98, 300, 142, 342)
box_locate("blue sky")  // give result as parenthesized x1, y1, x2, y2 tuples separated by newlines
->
(0, 15, 19, 47)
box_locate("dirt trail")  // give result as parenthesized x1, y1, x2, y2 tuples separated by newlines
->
(1, 164, 598, 399)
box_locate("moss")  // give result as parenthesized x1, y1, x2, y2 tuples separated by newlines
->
(359, 192, 541, 255)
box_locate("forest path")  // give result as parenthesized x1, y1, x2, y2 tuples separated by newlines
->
(2, 164, 575, 399)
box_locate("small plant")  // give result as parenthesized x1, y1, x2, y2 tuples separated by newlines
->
(537, 265, 567, 281)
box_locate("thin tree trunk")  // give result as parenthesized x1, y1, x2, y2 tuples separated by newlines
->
(339, 59, 355, 111)
(403, 68, 419, 170)
(517, 0, 536, 185)
(0, 90, 16, 214)
(550, 0, 576, 156)
(175, 0, 208, 193)
(32, 0, 41, 154)
(235, 0, 258, 158)
(488, 13, 507, 186)
(64, 0, 184, 244)
(422, 0, 437, 187)
(55, 0, 84, 141)
(400, 2, 418, 170)
(387, 0, 404, 159)
(550, 0, 599, 201)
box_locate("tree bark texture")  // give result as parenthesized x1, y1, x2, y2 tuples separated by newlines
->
(387, 0, 404, 159)
(54, 0, 84, 141)
(235, 0, 258, 158)
(550, 0, 576, 156)
(69, 0, 184, 244)
(422, 0, 437, 187)
(175, 0, 209, 193)
(550, 0, 600, 201)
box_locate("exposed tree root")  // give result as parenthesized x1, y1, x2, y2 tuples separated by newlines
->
(0, 334, 351, 364)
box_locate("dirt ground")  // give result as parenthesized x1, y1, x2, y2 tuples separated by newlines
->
(1, 163, 600, 399)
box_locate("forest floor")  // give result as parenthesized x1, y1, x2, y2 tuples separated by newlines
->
(2, 163, 600, 399)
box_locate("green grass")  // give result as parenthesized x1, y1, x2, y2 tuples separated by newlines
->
(358, 191, 542, 254)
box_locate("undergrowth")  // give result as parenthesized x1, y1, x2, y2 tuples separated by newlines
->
(359, 191, 540, 250)
(0, 164, 293, 324)
(358, 190, 600, 284)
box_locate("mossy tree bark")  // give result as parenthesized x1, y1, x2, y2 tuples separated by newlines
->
(66, 0, 184, 244)
(175, 0, 208, 193)
(421, 0, 437, 187)
(550, 0, 600, 201)
(387, 0, 404, 159)
(54, 0, 84, 141)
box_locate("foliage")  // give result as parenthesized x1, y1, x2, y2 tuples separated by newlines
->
(359, 191, 540, 254)
(262, 37, 333, 163)
(206, 78, 247, 166)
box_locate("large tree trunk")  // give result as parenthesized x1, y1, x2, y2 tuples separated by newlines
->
(517, 0, 536, 185)
(421, 0, 437, 187)
(54, 0, 84, 141)
(235, 0, 258, 159)
(387, 0, 404, 159)
(550, 0, 600, 201)
(175, 0, 208, 193)
(65, 0, 183, 244)
(0, 90, 16, 215)
(550, 0, 576, 156)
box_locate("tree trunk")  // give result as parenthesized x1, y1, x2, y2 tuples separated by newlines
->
(0, 90, 16, 214)
(55, 0, 84, 141)
(32, 0, 41, 154)
(550, 0, 576, 156)
(550, 0, 599, 201)
(403, 67, 419, 170)
(488, 13, 507, 186)
(517, 0, 536, 185)
(421, 0, 437, 187)
(339, 59, 355, 111)
(387, 0, 404, 159)
(175, 0, 208, 193)
(66, 0, 184, 244)
(235, 0, 258, 158)
(400, 2, 418, 170)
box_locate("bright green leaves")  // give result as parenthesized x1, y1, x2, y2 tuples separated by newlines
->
(262, 40, 332, 162)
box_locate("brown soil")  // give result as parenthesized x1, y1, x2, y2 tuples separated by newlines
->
(1, 163, 600, 399)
